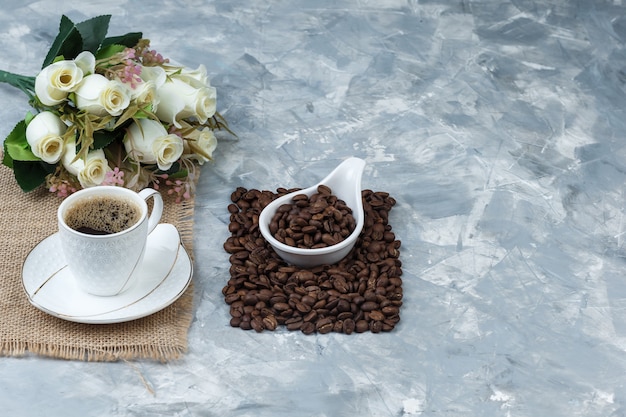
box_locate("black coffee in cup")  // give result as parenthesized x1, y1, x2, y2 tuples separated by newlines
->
(64, 195, 142, 235)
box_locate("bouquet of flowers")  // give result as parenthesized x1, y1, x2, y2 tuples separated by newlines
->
(0, 15, 231, 201)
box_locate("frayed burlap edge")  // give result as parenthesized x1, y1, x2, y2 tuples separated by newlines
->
(0, 300, 193, 361)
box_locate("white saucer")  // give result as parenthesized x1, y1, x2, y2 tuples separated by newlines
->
(22, 223, 193, 324)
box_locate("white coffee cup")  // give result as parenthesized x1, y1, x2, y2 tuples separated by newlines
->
(57, 186, 163, 296)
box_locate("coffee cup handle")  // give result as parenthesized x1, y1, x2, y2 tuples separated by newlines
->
(138, 188, 163, 235)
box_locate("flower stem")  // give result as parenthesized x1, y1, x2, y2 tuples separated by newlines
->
(0, 69, 36, 100)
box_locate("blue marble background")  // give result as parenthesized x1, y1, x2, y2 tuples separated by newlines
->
(1, 0, 626, 415)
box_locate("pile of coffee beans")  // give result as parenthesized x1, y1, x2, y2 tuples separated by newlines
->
(269, 185, 357, 248)
(223, 187, 402, 334)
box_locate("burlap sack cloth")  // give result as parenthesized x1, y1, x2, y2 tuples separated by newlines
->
(0, 164, 195, 362)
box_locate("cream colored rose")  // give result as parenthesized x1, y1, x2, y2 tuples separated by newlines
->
(140, 65, 166, 87)
(35, 61, 83, 106)
(74, 74, 131, 117)
(183, 128, 217, 165)
(33, 52, 96, 107)
(62, 140, 110, 188)
(124, 119, 184, 171)
(155, 78, 216, 128)
(25, 111, 67, 164)
(135, 66, 166, 112)
(131, 80, 159, 110)
(166, 64, 209, 85)
(73, 51, 96, 76)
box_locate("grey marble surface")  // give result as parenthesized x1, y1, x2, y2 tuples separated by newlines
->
(1, 0, 626, 415)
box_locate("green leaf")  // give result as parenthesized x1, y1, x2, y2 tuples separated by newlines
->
(95, 44, 126, 60)
(13, 160, 54, 192)
(24, 111, 36, 124)
(167, 169, 189, 179)
(158, 162, 187, 178)
(3, 141, 13, 169)
(101, 32, 142, 49)
(4, 120, 39, 162)
(92, 129, 120, 150)
(42, 15, 83, 67)
(132, 104, 156, 119)
(157, 161, 179, 175)
(76, 15, 111, 54)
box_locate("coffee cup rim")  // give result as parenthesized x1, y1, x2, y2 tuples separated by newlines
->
(58, 186, 148, 239)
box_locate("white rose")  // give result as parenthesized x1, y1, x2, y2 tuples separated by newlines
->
(34, 60, 84, 106)
(140, 65, 166, 88)
(74, 51, 96, 76)
(25, 111, 67, 164)
(74, 74, 131, 117)
(155, 78, 216, 128)
(62, 140, 110, 188)
(131, 80, 159, 111)
(183, 128, 217, 165)
(124, 119, 184, 171)
(166, 64, 209, 85)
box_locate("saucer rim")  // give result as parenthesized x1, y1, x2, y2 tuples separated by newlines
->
(21, 224, 193, 324)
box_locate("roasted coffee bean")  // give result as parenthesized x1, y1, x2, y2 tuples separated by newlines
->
(286, 317, 303, 331)
(354, 310, 364, 322)
(243, 292, 258, 306)
(230, 306, 243, 318)
(355, 320, 369, 333)
(295, 302, 311, 313)
(369, 310, 385, 321)
(381, 322, 395, 332)
(270, 295, 287, 305)
(301, 295, 316, 306)
(223, 240, 245, 253)
(224, 293, 240, 304)
(301, 321, 316, 335)
(337, 299, 351, 313)
(341, 318, 356, 334)
(273, 302, 290, 311)
(371, 223, 385, 240)
(321, 233, 337, 246)
(316, 317, 334, 334)
(382, 305, 400, 316)
(351, 295, 364, 306)
(317, 184, 331, 195)
(337, 311, 353, 321)
(257, 289, 273, 302)
(364, 291, 377, 302)
(325, 298, 340, 311)
(332, 276, 349, 293)
(224, 187, 402, 334)
(333, 320, 344, 333)
(370, 320, 383, 333)
(389, 277, 402, 287)
(268, 186, 356, 249)
(361, 301, 378, 312)
(343, 318, 355, 334)
(251, 316, 265, 332)
(222, 284, 236, 296)
(303, 310, 318, 323)
(227, 203, 240, 214)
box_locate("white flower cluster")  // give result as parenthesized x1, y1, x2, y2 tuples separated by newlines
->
(26, 50, 218, 189)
